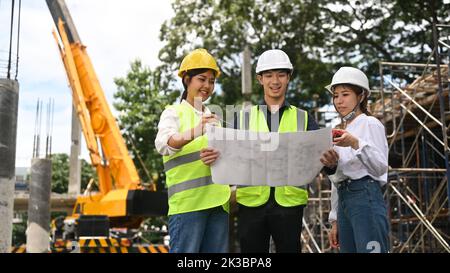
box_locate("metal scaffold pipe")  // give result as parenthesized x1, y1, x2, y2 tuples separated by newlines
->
(390, 184, 450, 252)
(432, 12, 450, 214)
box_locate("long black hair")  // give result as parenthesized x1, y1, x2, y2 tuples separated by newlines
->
(180, 68, 216, 102)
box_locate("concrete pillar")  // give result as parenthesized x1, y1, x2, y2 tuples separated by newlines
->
(0, 79, 19, 253)
(241, 46, 252, 96)
(68, 106, 81, 196)
(26, 158, 52, 253)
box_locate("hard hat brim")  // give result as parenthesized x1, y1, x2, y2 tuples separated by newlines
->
(256, 64, 293, 74)
(325, 82, 371, 97)
(178, 67, 221, 78)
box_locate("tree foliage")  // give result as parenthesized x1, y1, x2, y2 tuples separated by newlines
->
(51, 153, 97, 194)
(113, 60, 179, 189)
(157, 0, 449, 108)
(112, 0, 449, 185)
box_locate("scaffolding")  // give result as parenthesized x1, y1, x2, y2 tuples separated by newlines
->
(302, 174, 334, 253)
(302, 22, 450, 253)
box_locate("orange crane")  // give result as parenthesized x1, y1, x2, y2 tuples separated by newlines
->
(46, 0, 167, 239)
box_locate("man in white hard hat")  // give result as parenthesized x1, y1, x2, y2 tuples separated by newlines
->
(202, 49, 338, 253)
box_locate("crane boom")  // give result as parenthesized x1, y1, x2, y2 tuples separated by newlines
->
(46, 0, 167, 232)
(46, 0, 81, 43)
(47, 0, 140, 192)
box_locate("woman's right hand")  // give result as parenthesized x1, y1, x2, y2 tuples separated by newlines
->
(329, 221, 339, 249)
(168, 114, 218, 150)
(200, 147, 220, 165)
(194, 114, 218, 137)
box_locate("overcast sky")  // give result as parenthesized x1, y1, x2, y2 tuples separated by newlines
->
(0, 0, 174, 167)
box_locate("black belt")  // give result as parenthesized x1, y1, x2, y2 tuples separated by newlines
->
(336, 175, 372, 189)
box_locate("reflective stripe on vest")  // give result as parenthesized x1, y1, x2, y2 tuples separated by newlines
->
(167, 175, 213, 198)
(164, 151, 200, 172)
(162, 104, 230, 215)
(236, 105, 309, 207)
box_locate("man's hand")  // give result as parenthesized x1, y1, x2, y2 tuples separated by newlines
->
(200, 147, 220, 165)
(320, 149, 339, 168)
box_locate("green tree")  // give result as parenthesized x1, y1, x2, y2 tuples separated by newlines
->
(322, 0, 449, 81)
(12, 215, 27, 247)
(113, 60, 179, 189)
(157, 0, 449, 109)
(110, 0, 449, 185)
(51, 153, 97, 193)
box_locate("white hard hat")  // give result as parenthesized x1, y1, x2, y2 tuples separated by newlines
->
(325, 67, 371, 96)
(256, 49, 293, 74)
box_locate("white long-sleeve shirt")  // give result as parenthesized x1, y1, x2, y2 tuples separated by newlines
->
(155, 100, 212, 156)
(328, 114, 389, 223)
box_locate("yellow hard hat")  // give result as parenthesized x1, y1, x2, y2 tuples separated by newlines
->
(178, 48, 221, 78)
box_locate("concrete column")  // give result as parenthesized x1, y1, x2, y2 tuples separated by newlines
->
(241, 46, 252, 96)
(0, 79, 19, 253)
(26, 159, 52, 253)
(68, 106, 81, 196)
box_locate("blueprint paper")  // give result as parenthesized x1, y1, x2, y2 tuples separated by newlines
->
(206, 126, 332, 186)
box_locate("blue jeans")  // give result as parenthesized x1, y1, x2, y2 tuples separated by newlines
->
(337, 176, 390, 253)
(168, 206, 229, 253)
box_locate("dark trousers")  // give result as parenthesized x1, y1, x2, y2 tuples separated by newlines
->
(237, 198, 304, 253)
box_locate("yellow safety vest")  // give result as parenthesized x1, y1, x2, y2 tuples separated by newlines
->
(236, 105, 309, 207)
(162, 104, 230, 215)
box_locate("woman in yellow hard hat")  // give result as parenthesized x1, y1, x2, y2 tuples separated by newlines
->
(155, 49, 230, 253)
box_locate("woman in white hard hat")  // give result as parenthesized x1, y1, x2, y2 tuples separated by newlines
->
(320, 67, 390, 253)
(155, 49, 230, 253)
